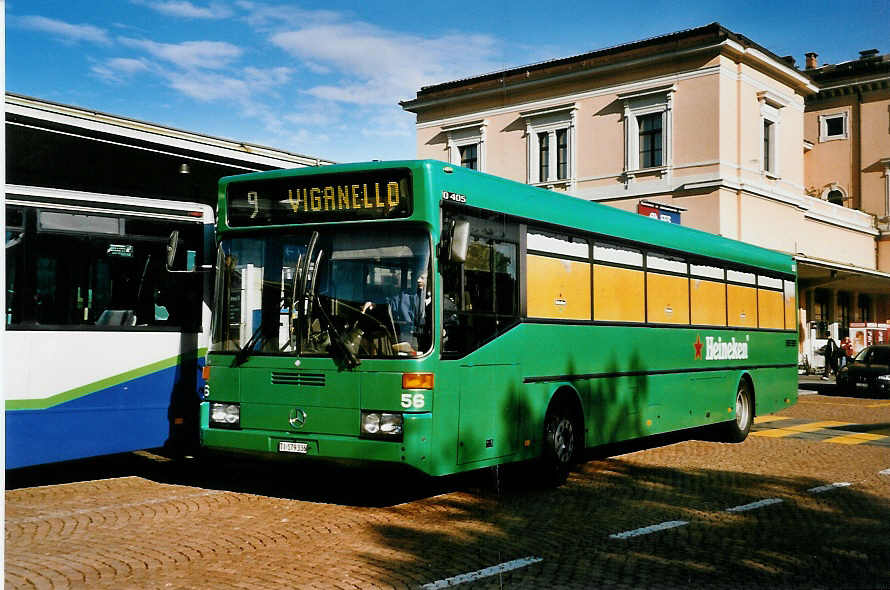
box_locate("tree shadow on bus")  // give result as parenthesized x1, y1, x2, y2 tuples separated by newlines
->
(355, 459, 890, 589)
(156, 348, 654, 505)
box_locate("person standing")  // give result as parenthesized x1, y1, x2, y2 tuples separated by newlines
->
(839, 337, 854, 369)
(822, 336, 839, 379)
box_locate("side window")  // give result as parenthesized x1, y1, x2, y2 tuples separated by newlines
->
(526, 229, 590, 320)
(5, 206, 25, 326)
(757, 275, 784, 329)
(646, 252, 689, 324)
(442, 210, 518, 357)
(593, 242, 644, 322)
(872, 349, 890, 366)
(7, 207, 201, 330)
(690, 263, 726, 326)
(727, 269, 758, 328)
(784, 280, 797, 331)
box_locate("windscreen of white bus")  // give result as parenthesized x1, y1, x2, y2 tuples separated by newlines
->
(212, 227, 432, 361)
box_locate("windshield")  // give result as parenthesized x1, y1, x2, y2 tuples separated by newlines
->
(211, 226, 432, 361)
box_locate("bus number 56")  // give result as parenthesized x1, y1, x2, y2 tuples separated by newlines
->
(401, 393, 425, 409)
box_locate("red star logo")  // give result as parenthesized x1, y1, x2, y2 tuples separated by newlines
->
(694, 334, 703, 360)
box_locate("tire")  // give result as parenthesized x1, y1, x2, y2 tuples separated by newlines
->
(723, 379, 754, 443)
(542, 405, 580, 484)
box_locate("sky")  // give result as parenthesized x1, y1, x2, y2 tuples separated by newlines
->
(5, 1, 889, 163)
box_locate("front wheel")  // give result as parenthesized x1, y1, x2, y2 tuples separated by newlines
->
(722, 379, 754, 443)
(542, 406, 579, 484)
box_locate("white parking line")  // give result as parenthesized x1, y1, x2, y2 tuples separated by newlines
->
(808, 482, 851, 494)
(879, 469, 890, 476)
(421, 557, 543, 589)
(725, 498, 784, 512)
(609, 520, 689, 540)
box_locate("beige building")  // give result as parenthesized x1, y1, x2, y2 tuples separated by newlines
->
(801, 50, 890, 346)
(401, 23, 890, 363)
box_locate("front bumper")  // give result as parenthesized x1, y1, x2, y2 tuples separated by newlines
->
(199, 403, 435, 475)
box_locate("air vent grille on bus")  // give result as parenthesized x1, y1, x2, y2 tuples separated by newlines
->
(271, 372, 326, 387)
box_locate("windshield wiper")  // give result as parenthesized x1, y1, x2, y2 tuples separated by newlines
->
(293, 231, 319, 356)
(295, 231, 360, 368)
(231, 321, 266, 367)
(313, 291, 361, 369)
(231, 232, 319, 367)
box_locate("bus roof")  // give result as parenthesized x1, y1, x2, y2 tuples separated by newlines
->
(218, 159, 795, 276)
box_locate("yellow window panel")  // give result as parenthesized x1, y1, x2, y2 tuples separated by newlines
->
(527, 254, 591, 320)
(727, 284, 757, 327)
(691, 279, 726, 326)
(784, 290, 796, 330)
(647, 273, 689, 324)
(594, 264, 644, 323)
(758, 289, 784, 329)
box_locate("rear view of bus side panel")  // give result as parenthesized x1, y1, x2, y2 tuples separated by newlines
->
(5, 334, 200, 468)
(5, 192, 211, 468)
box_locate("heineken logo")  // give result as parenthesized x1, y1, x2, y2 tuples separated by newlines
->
(695, 334, 750, 361)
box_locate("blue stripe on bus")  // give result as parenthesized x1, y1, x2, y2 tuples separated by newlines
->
(6, 365, 204, 469)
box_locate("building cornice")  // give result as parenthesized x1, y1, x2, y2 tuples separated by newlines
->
(402, 23, 815, 113)
(720, 41, 818, 93)
(415, 66, 724, 130)
(807, 74, 890, 102)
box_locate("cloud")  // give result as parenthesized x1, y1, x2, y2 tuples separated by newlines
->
(91, 57, 153, 83)
(359, 107, 415, 139)
(119, 38, 243, 69)
(167, 70, 249, 101)
(164, 65, 290, 103)
(244, 66, 293, 87)
(14, 15, 112, 45)
(132, 0, 234, 19)
(284, 101, 345, 128)
(235, 1, 343, 31)
(269, 23, 504, 105)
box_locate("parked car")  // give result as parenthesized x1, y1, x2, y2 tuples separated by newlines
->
(836, 344, 890, 396)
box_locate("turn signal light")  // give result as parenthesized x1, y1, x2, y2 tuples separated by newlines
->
(202, 365, 211, 380)
(402, 372, 434, 390)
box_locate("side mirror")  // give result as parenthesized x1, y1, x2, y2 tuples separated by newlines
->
(166, 230, 209, 272)
(166, 230, 181, 270)
(450, 220, 470, 263)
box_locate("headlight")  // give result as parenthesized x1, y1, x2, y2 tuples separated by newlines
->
(878, 375, 890, 382)
(360, 411, 403, 440)
(210, 402, 241, 429)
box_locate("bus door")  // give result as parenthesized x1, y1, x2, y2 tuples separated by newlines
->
(440, 208, 522, 464)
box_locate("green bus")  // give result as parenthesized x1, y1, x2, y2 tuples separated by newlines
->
(200, 160, 798, 479)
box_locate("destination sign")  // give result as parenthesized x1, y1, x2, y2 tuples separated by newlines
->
(226, 169, 413, 226)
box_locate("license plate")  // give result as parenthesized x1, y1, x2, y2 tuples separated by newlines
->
(278, 441, 309, 454)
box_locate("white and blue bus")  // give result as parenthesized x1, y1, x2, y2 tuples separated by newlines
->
(5, 185, 213, 469)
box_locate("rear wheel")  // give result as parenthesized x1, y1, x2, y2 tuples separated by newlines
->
(542, 405, 580, 483)
(723, 379, 754, 443)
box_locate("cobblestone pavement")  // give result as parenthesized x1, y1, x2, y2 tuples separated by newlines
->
(6, 390, 890, 590)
